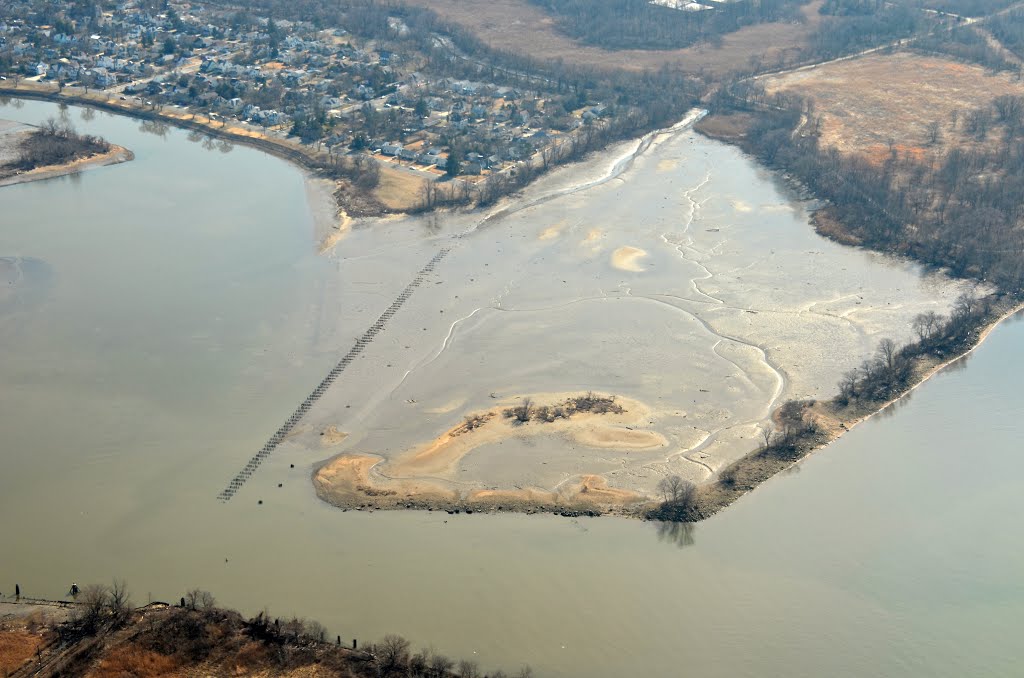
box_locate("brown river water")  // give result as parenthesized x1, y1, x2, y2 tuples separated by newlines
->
(1, 100, 1020, 677)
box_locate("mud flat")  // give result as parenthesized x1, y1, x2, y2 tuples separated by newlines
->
(303, 110, 977, 515)
(314, 392, 661, 513)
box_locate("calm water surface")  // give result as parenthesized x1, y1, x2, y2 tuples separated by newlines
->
(0, 100, 1021, 678)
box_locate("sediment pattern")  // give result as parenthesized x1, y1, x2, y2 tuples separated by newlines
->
(217, 247, 451, 501)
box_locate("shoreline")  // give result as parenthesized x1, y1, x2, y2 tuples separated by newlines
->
(672, 298, 1024, 522)
(0, 86, 705, 221)
(3, 90, 1007, 524)
(0, 85, 400, 217)
(309, 296, 1023, 522)
(0, 142, 133, 189)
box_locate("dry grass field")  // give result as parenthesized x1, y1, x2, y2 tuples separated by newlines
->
(402, 0, 824, 76)
(372, 166, 427, 211)
(764, 51, 1024, 161)
(0, 629, 44, 674)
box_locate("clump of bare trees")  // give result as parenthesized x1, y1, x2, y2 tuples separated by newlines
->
(649, 474, 698, 522)
(568, 392, 624, 415)
(836, 293, 992, 408)
(4, 118, 110, 173)
(656, 475, 695, 505)
(313, 152, 380, 189)
(502, 392, 624, 424)
(367, 633, 534, 678)
(750, 400, 822, 466)
(66, 580, 133, 636)
(184, 588, 217, 611)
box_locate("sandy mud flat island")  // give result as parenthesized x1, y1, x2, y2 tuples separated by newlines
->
(314, 392, 660, 513)
(301, 115, 980, 518)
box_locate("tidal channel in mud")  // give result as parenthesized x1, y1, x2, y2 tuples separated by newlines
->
(2, 100, 1018, 678)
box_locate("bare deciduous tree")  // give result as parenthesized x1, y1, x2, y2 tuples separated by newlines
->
(457, 659, 481, 678)
(376, 634, 411, 675)
(656, 475, 695, 507)
(73, 584, 108, 634)
(185, 588, 216, 610)
(429, 652, 455, 676)
(877, 337, 898, 372)
(108, 579, 132, 625)
(912, 311, 944, 342)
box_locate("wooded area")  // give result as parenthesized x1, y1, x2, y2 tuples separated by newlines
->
(713, 83, 1024, 292)
(527, 0, 806, 51)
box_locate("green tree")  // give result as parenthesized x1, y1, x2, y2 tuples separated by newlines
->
(445, 150, 461, 177)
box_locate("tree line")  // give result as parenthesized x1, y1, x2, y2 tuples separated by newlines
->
(527, 0, 806, 51)
(649, 288, 1004, 523)
(714, 84, 1024, 293)
(40, 580, 532, 677)
(836, 293, 991, 407)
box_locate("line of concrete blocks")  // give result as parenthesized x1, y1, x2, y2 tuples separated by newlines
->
(218, 248, 455, 502)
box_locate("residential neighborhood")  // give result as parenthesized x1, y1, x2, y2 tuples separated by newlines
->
(0, 0, 614, 181)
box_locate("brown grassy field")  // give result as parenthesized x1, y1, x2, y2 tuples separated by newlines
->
(0, 629, 44, 674)
(372, 166, 427, 211)
(402, 0, 824, 76)
(763, 51, 1024, 161)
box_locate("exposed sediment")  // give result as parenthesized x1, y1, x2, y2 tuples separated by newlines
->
(300, 107, 981, 520)
(313, 392, 659, 515)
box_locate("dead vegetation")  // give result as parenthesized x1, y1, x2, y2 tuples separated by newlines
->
(0, 118, 110, 178)
(502, 392, 624, 424)
(458, 412, 494, 433)
(400, 0, 824, 76)
(763, 51, 1024, 160)
(1, 587, 527, 678)
(0, 628, 44, 675)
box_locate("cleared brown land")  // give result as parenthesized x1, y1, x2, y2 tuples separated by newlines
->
(373, 165, 428, 212)
(0, 629, 44, 674)
(402, 0, 824, 76)
(764, 51, 1024, 161)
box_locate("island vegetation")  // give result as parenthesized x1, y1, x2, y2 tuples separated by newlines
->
(0, 118, 111, 179)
